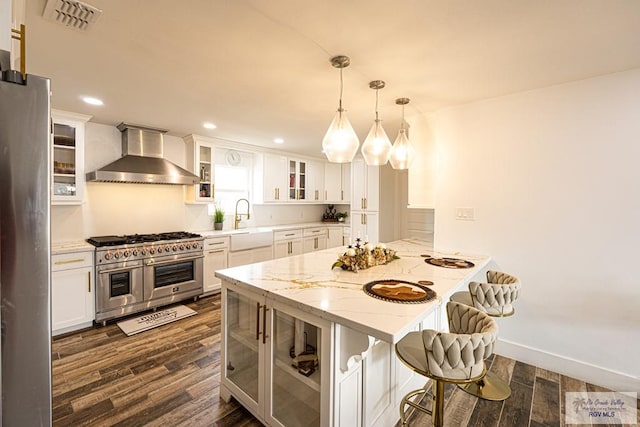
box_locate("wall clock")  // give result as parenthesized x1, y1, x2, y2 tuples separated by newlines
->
(225, 150, 241, 166)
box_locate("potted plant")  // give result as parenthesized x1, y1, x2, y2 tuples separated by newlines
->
(336, 211, 349, 223)
(212, 206, 225, 230)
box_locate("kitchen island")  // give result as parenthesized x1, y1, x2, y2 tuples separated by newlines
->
(216, 238, 490, 427)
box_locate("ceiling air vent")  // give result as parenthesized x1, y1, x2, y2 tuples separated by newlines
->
(43, 0, 102, 30)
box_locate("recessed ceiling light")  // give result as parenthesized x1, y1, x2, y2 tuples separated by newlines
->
(203, 122, 217, 129)
(274, 138, 284, 144)
(82, 96, 103, 106)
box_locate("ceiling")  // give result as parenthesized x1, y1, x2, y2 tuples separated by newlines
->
(24, 0, 640, 158)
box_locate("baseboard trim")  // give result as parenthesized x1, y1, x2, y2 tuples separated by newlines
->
(495, 338, 640, 392)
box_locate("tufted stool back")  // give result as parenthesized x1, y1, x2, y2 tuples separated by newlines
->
(421, 301, 498, 381)
(469, 270, 520, 316)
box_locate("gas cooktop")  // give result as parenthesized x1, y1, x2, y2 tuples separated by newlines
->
(87, 231, 202, 247)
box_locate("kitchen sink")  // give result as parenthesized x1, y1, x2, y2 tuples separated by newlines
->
(229, 229, 273, 252)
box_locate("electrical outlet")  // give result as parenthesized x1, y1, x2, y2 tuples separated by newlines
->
(455, 207, 475, 221)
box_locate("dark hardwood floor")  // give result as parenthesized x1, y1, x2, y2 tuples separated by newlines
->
(52, 294, 632, 426)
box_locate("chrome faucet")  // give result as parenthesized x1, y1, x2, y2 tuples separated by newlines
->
(234, 198, 251, 230)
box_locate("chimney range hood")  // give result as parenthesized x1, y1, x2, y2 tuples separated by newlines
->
(86, 123, 200, 185)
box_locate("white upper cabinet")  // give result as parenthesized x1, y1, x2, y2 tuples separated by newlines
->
(254, 152, 288, 203)
(306, 160, 324, 203)
(184, 134, 215, 203)
(351, 156, 379, 212)
(254, 154, 327, 204)
(325, 163, 351, 204)
(51, 110, 91, 205)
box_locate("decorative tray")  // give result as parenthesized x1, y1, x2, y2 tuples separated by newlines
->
(423, 255, 475, 269)
(363, 280, 437, 304)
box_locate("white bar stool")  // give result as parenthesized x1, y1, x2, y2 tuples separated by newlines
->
(395, 301, 499, 426)
(450, 270, 521, 401)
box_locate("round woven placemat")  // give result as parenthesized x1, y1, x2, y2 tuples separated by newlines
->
(363, 280, 437, 304)
(424, 257, 475, 269)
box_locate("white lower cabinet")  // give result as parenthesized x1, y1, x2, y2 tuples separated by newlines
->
(273, 229, 303, 259)
(351, 212, 379, 244)
(51, 251, 95, 336)
(327, 226, 349, 249)
(203, 236, 229, 294)
(303, 227, 328, 253)
(228, 245, 273, 268)
(221, 285, 332, 426)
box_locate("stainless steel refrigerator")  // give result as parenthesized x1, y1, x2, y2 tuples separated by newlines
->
(0, 49, 53, 425)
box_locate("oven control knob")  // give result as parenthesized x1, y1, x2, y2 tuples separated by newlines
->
(172, 245, 178, 252)
(104, 252, 113, 260)
(179, 244, 185, 250)
(132, 249, 139, 256)
(140, 248, 146, 255)
(192, 243, 199, 250)
(123, 250, 131, 257)
(114, 251, 121, 259)
(184, 243, 191, 249)
(165, 246, 171, 253)
(149, 248, 155, 254)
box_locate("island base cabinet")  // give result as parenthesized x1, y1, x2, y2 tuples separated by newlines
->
(221, 282, 332, 427)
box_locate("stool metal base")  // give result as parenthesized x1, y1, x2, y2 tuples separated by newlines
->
(457, 371, 511, 401)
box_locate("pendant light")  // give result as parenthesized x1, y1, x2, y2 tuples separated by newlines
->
(389, 98, 413, 170)
(361, 80, 392, 165)
(322, 55, 360, 163)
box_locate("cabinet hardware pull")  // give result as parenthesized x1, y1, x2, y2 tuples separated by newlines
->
(325, 190, 328, 200)
(87, 271, 91, 292)
(207, 242, 224, 246)
(285, 233, 295, 236)
(55, 258, 84, 265)
(341, 190, 344, 201)
(263, 306, 269, 344)
(256, 302, 261, 341)
(145, 255, 204, 267)
(11, 25, 26, 80)
(208, 250, 224, 254)
(364, 215, 367, 225)
(364, 198, 367, 210)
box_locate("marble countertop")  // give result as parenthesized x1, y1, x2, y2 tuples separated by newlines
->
(51, 240, 95, 255)
(216, 238, 490, 343)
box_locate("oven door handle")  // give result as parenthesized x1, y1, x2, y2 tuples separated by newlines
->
(144, 255, 205, 267)
(97, 265, 141, 275)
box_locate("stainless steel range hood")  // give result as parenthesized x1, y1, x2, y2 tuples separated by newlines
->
(86, 123, 200, 185)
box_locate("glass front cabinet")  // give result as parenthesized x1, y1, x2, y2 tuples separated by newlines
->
(184, 134, 215, 203)
(51, 110, 91, 205)
(288, 159, 307, 201)
(221, 285, 331, 427)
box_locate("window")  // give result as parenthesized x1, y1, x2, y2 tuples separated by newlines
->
(209, 149, 253, 215)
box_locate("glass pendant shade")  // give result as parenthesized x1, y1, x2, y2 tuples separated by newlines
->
(361, 119, 392, 165)
(389, 127, 413, 170)
(322, 109, 360, 163)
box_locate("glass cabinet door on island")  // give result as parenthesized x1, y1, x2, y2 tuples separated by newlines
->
(221, 285, 331, 426)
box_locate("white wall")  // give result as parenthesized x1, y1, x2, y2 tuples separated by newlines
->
(417, 69, 640, 391)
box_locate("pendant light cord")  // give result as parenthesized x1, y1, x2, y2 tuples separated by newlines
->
(375, 88, 379, 121)
(338, 66, 344, 112)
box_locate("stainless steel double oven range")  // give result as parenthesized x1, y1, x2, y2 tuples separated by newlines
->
(87, 231, 204, 325)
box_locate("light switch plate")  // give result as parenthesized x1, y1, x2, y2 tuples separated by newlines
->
(455, 207, 475, 221)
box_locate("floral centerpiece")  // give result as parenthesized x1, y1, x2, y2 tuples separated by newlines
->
(331, 238, 399, 272)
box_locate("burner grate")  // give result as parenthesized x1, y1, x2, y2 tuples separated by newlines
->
(87, 231, 202, 247)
